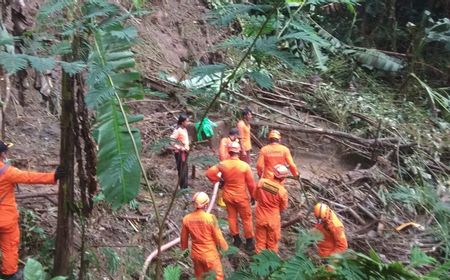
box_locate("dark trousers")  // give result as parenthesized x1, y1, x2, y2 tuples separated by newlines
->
(174, 151, 189, 189)
(239, 150, 251, 164)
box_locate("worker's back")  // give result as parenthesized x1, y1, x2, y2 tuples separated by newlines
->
(182, 210, 224, 260)
(254, 178, 288, 219)
(217, 158, 254, 199)
(257, 143, 298, 179)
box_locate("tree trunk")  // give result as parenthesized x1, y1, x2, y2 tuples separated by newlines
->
(53, 66, 75, 276)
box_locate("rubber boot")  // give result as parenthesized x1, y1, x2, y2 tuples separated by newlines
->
(3, 269, 23, 280)
(233, 234, 242, 247)
(216, 190, 226, 208)
(245, 238, 255, 252)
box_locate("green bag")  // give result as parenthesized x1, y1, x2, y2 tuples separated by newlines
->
(195, 117, 218, 141)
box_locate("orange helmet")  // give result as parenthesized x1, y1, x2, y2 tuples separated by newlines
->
(192, 192, 210, 208)
(228, 141, 241, 153)
(273, 164, 289, 179)
(314, 203, 331, 221)
(268, 130, 281, 140)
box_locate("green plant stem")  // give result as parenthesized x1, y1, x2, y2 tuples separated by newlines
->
(196, 0, 284, 134)
(91, 35, 162, 230)
(278, 1, 305, 38)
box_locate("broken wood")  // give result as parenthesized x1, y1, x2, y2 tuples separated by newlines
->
(16, 191, 58, 199)
(251, 120, 414, 149)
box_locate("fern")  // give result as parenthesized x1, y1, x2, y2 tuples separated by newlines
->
(0, 53, 28, 73)
(249, 250, 283, 277)
(208, 3, 272, 26)
(247, 70, 273, 89)
(37, 0, 75, 20)
(410, 246, 436, 268)
(163, 265, 181, 280)
(241, 14, 278, 37)
(102, 248, 121, 275)
(282, 252, 316, 280)
(25, 55, 56, 73)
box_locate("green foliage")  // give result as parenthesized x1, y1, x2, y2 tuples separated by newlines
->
(163, 265, 181, 280)
(208, 3, 272, 26)
(24, 258, 66, 280)
(227, 229, 450, 280)
(0, 53, 29, 73)
(410, 247, 436, 268)
(102, 248, 121, 275)
(247, 70, 273, 89)
(20, 209, 54, 267)
(74, 1, 145, 209)
(250, 250, 283, 277)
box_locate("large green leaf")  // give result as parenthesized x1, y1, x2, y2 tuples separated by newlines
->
(88, 22, 144, 209)
(24, 258, 45, 280)
(95, 104, 142, 209)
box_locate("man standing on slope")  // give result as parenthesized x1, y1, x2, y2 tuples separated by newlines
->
(206, 142, 256, 252)
(256, 130, 299, 180)
(0, 140, 63, 280)
(170, 113, 190, 189)
(181, 192, 228, 280)
(254, 164, 289, 254)
(218, 128, 240, 161)
(237, 108, 252, 164)
(216, 128, 240, 208)
(312, 203, 348, 257)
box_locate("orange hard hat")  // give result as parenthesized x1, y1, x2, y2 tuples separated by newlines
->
(268, 130, 281, 140)
(273, 164, 289, 179)
(228, 141, 241, 153)
(192, 192, 210, 208)
(314, 203, 331, 220)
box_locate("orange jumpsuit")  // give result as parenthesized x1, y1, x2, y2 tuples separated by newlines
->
(0, 162, 56, 275)
(256, 143, 299, 179)
(237, 120, 251, 163)
(206, 158, 255, 238)
(314, 211, 348, 257)
(181, 209, 228, 280)
(218, 137, 239, 161)
(254, 178, 288, 253)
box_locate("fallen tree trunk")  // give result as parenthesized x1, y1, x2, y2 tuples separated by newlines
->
(251, 120, 415, 149)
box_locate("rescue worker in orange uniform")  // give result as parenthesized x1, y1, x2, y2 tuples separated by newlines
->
(218, 128, 240, 161)
(254, 164, 289, 254)
(0, 140, 63, 280)
(256, 130, 299, 180)
(170, 113, 190, 189)
(206, 142, 256, 251)
(237, 108, 252, 164)
(181, 192, 228, 280)
(216, 128, 240, 208)
(313, 203, 348, 257)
